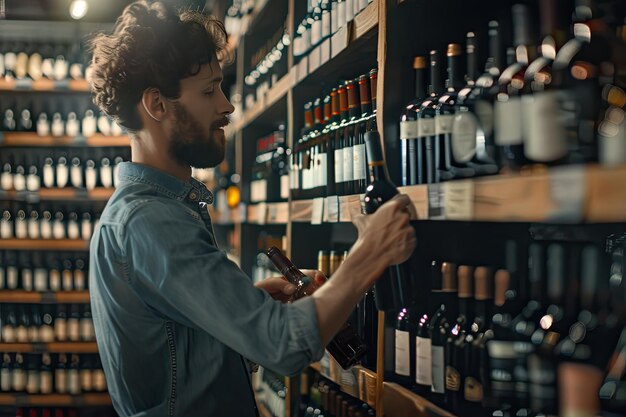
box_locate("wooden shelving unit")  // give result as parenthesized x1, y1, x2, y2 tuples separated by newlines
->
(0, 291, 90, 303)
(0, 187, 115, 201)
(0, 393, 111, 407)
(0, 132, 130, 147)
(0, 78, 90, 93)
(0, 239, 89, 251)
(0, 343, 98, 353)
(310, 361, 378, 409)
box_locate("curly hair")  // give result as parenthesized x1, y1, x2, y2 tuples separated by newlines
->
(88, 1, 229, 132)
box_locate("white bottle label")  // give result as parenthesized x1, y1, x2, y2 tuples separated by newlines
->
(400, 120, 419, 139)
(34, 268, 48, 291)
(415, 336, 432, 386)
(68, 318, 80, 341)
(43, 164, 54, 188)
(21, 269, 33, 291)
(418, 118, 436, 137)
(13, 369, 26, 391)
(345, 0, 355, 21)
(40, 325, 54, 342)
(63, 270, 73, 291)
(7, 266, 18, 289)
(40, 371, 53, 394)
(55, 369, 67, 393)
(322, 11, 331, 38)
(2, 325, 16, 343)
(343, 146, 354, 182)
(0, 172, 12, 190)
(26, 371, 39, 393)
(82, 117, 97, 137)
(495, 96, 523, 145)
(13, 173, 25, 191)
(93, 369, 107, 391)
(1, 219, 13, 239)
(353, 144, 366, 181)
(395, 329, 410, 376)
(599, 120, 626, 166)
(56, 164, 69, 188)
(49, 270, 61, 291)
(41, 219, 52, 239)
(435, 114, 454, 135)
(37, 118, 50, 136)
(80, 318, 94, 341)
(28, 218, 39, 239)
(331, 3, 338, 34)
(523, 92, 568, 162)
(71, 165, 83, 188)
(55, 318, 67, 341)
(74, 270, 86, 291)
(334, 148, 344, 183)
(68, 220, 80, 240)
(100, 164, 113, 188)
(28, 325, 39, 343)
(81, 369, 93, 392)
(86, 166, 97, 190)
(338, 1, 347, 28)
(16, 325, 28, 342)
(431, 345, 445, 393)
(311, 19, 322, 46)
(27, 174, 40, 191)
(15, 218, 27, 238)
(475, 100, 494, 137)
(318, 153, 328, 187)
(452, 111, 478, 163)
(82, 219, 92, 240)
(0, 369, 10, 391)
(53, 220, 65, 239)
(280, 174, 289, 199)
(51, 119, 64, 137)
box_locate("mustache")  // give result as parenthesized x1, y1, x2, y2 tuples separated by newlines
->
(211, 117, 230, 130)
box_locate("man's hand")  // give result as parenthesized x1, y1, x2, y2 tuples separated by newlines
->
(255, 269, 327, 302)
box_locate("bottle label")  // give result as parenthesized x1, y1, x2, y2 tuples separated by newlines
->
(475, 100, 494, 137)
(415, 336, 432, 385)
(2, 325, 16, 343)
(0, 219, 12, 239)
(86, 166, 97, 190)
(400, 120, 419, 139)
(494, 96, 523, 145)
(40, 325, 54, 343)
(68, 220, 80, 240)
(71, 165, 83, 188)
(345, 0, 354, 22)
(353, 144, 366, 181)
(41, 220, 52, 239)
(49, 270, 61, 291)
(81, 369, 93, 392)
(13, 369, 26, 391)
(101, 164, 113, 188)
(452, 112, 478, 163)
(80, 319, 95, 341)
(93, 369, 107, 391)
(13, 173, 25, 191)
(0, 369, 10, 391)
(7, 266, 18, 290)
(338, 1, 347, 28)
(446, 365, 461, 392)
(21, 269, 33, 291)
(418, 118, 435, 138)
(40, 371, 53, 394)
(599, 121, 626, 166)
(334, 148, 344, 183)
(53, 220, 65, 239)
(63, 270, 74, 291)
(394, 329, 410, 376)
(523, 92, 568, 162)
(82, 219, 92, 240)
(68, 319, 80, 341)
(331, 3, 339, 34)
(55, 319, 68, 341)
(431, 345, 445, 394)
(15, 218, 27, 238)
(28, 326, 39, 343)
(343, 146, 354, 182)
(56, 165, 69, 188)
(322, 11, 331, 38)
(26, 371, 39, 393)
(464, 376, 483, 402)
(280, 174, 289, 199)
(56, 369, 67, 393)
(27, 173, 40, 191)
(16, 325, 28, 342)
(0, 172, 12, 190)
(28, 219, 40, 239)
(435, 114, 454, 135)
(43, 164, 54, 188)
(69, 370, 80, 394)
(318, 153, 328, 187)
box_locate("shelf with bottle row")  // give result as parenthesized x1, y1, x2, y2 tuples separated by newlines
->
(289, 164, 626, 224)
(291, 0, 378, 87)
(382, 382, 456, 417)
(0, 240, 89, 252)
(0, 291, 90, 304)
(210, 202, 290, 225)
(0, 132, 130, 148)
(0, 79, 90, 93)
(0, 393, 111, 407)
(309, 361, 378, 409)
(0, 188, 115, 202)
(0, 343, 98, 354)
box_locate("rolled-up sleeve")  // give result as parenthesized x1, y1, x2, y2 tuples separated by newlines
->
(121, 201, 324, 376)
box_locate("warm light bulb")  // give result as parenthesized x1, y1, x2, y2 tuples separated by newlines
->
(70, 0, 88, 20)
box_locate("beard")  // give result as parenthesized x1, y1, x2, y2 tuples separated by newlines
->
(168, 102, 225, 169)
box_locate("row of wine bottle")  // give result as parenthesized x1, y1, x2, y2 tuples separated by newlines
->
(1, 353, 106, 394)
(2, 109, 124, 137)
(298, 370, 375, 417)
(289, 68, 377, 200)
(1, 204, 100, 241)
(1, 148, 130, 191)
(250, 127, 289, 203)
(1, 304, 94, 344)
(392, 238, 626, 417)
(399, 1, 626, 186)
(0, 43, 88, 83)
(254, 367, 287, 417)
(0, 251, 89, 292)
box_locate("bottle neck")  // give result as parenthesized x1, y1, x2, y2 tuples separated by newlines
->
(430, 54, 443, 95)
(489, 22, 503, 71)
(368, 162, 390, 183)
(415, 67, 426, 99)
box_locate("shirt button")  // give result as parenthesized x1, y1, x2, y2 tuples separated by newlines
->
(189, 191, 199, 201)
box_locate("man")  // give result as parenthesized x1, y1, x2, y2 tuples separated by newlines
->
(88, 2, 416, 416)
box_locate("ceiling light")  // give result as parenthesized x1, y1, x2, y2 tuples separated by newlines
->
(70, 0, 88, 20)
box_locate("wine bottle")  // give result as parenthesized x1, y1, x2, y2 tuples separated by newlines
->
(361, 129, 414, 311)
(400, 56, 427, 186)
(265, 246, 367, 369)
(394, 308, 412, 385)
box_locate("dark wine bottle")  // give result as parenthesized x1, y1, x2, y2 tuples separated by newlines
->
(265, 246, 367, 369)
(400, 56, 427, 186)
(361, 129, 414, 311)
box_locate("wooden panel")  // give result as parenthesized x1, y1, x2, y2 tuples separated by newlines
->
(339, 195, 362, 222)
(351, 0, 379, 41)
(0, 239, 89, 251)
(382, 382, 456, 417)
(398, 185, 428, 220)
(267, 202, 289, 224)
(585, 165, 626, 222)
(291, 200, 313, 222)
(0, 342, 98, 353)
(56, 291, 91, 303)
(1, 132, 129, 147)
(0, 393, 111, 407)
(0, 79, 89, 92)
(0, 291, 90, 304)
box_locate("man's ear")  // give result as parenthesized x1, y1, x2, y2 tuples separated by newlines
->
(141, 88, 167, 122)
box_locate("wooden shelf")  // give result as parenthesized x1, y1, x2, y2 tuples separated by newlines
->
(309, 360, 378, 409)
(257, 401, 273, 417)
(382, 382, 455, 417)
(0, 78, 90, 93)
(0, 291, 90, 303)
(1, 187, 114, 201)
(0, 132, 129, 147)
(0, 239, 89, 251)
(289, 165, 626, 224)
(0, 393, 111, 407)
(0, 342, 98, 353)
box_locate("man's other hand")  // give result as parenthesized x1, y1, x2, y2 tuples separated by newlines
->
(255, 269, 327, 302)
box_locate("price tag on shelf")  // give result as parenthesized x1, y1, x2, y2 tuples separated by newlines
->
(443, 180, 474, 220)
(311, 197, 324, 225)
(427, 184, 445, 220)
(325, 195, 340, 223)
(547, 165, 585, 223)
(320, 38, 331, 67)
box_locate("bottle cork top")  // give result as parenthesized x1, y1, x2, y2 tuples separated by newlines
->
(413, 56, 427, 69)
(441, 262, 458, 291)
(457, 266, 474, 298)
(447, 43, 462, 57)
(474, 267, 494, 301)
(494, 270, 510, 307)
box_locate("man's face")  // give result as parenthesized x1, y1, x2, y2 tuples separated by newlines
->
(167, 59, 234, 169)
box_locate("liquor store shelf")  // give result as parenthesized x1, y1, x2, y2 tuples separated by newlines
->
(309, 362, 377, 409)
(290, 164, 626, 224)
(0, 239, 89, 251)
(225, 0, 378, 139)
(210, 202, 289, 226)
(0, 291, 90, 304)
(0, 132, 130, 147)
(0, 79, 90, 93)
(1, 188, 115, 201)
(257, 401, 272, 417)
(0, 393, 111, 407)
(0, 342, 98, 353)
(382, 383, 456, 417)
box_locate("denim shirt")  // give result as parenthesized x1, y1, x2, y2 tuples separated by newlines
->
(89, 162, 324, 417)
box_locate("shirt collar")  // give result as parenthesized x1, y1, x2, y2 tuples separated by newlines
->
(118, 162, 213, 204)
